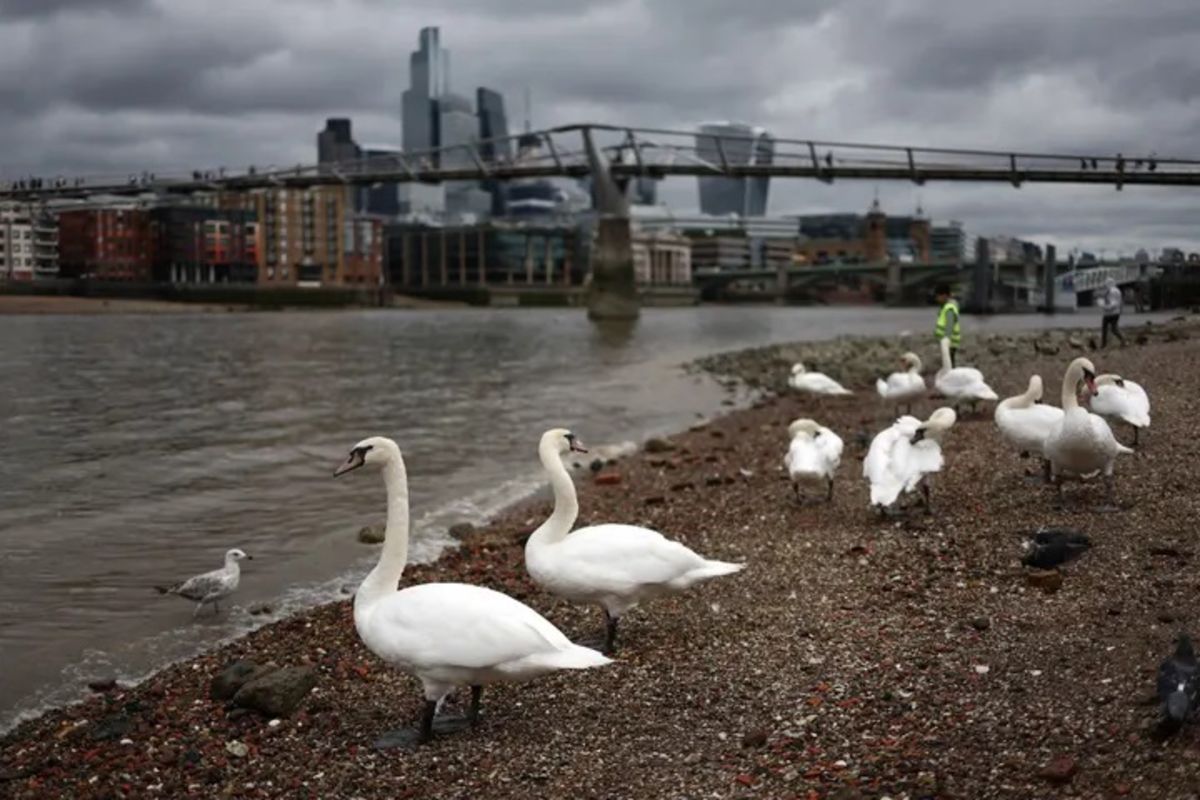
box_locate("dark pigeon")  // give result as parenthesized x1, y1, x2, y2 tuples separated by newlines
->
(1021, 528, 1092, 569)
(1156, 635, 1199, 735)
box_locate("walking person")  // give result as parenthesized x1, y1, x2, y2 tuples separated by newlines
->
(933, 284, 961, 367)
(1100, 277, 1125, 348)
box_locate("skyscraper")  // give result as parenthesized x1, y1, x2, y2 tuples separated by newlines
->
(317, 118, 361, 169)
(477, 87, 512, 215)
(401, 27, 448, 213)
(695, 122, 774, 216)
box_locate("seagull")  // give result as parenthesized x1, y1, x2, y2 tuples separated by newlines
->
(154, 548, 250, 618)
(1157, 635, 1199, 736)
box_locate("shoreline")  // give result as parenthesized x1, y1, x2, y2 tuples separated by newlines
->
(0, 294, 468, 315)
(4, 317, 1200, 798)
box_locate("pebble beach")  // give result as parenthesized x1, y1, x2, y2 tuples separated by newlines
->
(3, 314, 1199, 800)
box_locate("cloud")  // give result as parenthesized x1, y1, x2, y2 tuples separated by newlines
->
(1, 0, 1198, 252)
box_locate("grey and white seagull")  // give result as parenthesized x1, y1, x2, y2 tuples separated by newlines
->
(155, 548, 251, 618)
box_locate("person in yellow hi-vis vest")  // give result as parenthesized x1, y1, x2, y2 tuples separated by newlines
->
(933, 283, 961, 367)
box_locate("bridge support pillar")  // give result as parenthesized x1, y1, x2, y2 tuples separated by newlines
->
(775, 260, 788, 304)
(885, 260, 902, 305)
(969, 238, 991, 312)
(1041, 244, 1056, 313)
(582, 128, 639, 321)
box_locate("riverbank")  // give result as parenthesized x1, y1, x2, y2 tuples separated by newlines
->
(0, 294, 467, 314)
(3, 320, 1199, 799)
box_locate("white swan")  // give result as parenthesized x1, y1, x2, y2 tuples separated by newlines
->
(334, 436, 610, 747)
(1088, 373, 1151, 446)
(784, 418, 844, 502)
(862, 407, 957, 514)
(1043, 358, 1133, 508)
(525, 429, 745, 654)
(875, 352, 926, 414)
(789, 363, 852, 395)
(994, 375, 1064, 477)
(154, 548, 250, 618)
(934, 337, 998, 411)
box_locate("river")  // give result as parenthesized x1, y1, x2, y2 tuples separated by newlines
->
(0, 304, 1149, 732)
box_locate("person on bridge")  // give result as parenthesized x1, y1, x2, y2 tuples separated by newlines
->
(1100, 277, 1126, 348)
(933, 284, 961, 367)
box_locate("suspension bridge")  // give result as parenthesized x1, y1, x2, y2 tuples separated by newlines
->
(2, 123, 1192, 318)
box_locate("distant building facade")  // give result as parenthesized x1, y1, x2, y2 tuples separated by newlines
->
(632, 230, 692, 285)
(695, 122, 774, 216)
(477, 87, 512, 215)
(58, 206, 154, 280)
(0, 201, 57, 280)
(150, 205, 258, 284)
(317, 118, 361, 171)
(792, 201, 931, 264)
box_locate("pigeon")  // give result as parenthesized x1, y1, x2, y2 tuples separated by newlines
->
(1021, 528, 1091, 569)
(1156, 635, 1199, 735)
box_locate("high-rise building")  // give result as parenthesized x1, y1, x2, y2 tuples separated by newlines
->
(477, 87, 512, 215)
(695, 122, 774, 216)
(360, 147, 403, 217)
(317, 118, 361, 170)
(439, 92, 490, 216)
(400, 27, 448, 214)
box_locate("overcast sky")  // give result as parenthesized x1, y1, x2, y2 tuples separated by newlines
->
(2, 0, 1198, 254)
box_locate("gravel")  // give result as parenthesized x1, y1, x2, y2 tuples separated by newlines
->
(2, 316, 1199, 799)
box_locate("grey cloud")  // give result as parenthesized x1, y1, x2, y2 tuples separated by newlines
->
(1, 0, 1198, 251)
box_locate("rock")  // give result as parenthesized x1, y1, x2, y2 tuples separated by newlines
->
(593, 472, 622, 486)
(682, 752, 704, 765)
(448, 522, 475, 539)
(248, 603, 274, 616)
(669, 481, 694, 492)
(1025, 569, 1063, 593)
(1037, 755, 1078, 785)
(87, 678, 118, 693)
(643, 495, 666, 506)
(357, 523, 385, 544)
(589, 458, 605, 472)
(970, 617, 991, 632)
(233, 666, 317, 717)
(704, 476, 725, 487)
(211, 660, 270, 702)
(225, 740, 249, 758)
(1067, 335, 1085, 349)
(741, 729, 769, 748)
(91, 714, 132, 741)
(644, 437, 675, 453)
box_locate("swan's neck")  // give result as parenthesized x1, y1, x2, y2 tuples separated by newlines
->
(1061, 369, 1081, 411)
(527, 444, 578, 552)
(356, 459, 410, 615)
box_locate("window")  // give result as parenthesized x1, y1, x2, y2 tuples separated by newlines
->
(267, 267, 275, 279)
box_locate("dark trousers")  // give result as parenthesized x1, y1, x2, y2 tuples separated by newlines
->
(949, 347, 957, 367)
(1101, 314, 1124, 348)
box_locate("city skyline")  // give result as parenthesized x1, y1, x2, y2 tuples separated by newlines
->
(1, 1, 1199, 252)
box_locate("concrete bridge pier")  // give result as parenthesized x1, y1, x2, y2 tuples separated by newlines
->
(885, 260, 902, 305)
(1041, 244, 1057, 313)
(582, 128, 639, 321)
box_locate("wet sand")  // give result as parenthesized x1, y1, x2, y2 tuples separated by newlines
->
(2, 319, 1199, 799)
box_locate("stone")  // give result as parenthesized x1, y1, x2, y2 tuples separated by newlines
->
(1037, 755, 1078, 785)
(248, 604, 274, 616)
(669, 481, 694, 492)
(589, 458, 605, 472)
(643, 495, 666, 506)
(704, 476, 725, 487)
(233, 666, 317, 717)
(644, 437, 675, 453)
(357, 523, 385, 545)
(970, 617, 991, 632)
(741, 729, 769, 748)
(225, 740, 249, 758)
(91, 714, 132, 742)
(448, 522, 475, 539)
(211, 660, 270, 702)
(1025, 569, 1063, 593)
(594, 472, 622, 486)
(87, 678, 118, 693)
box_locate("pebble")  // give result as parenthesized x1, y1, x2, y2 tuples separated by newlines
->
(1037, 755, 1079, 785)
(225, 740, 249, 758)
(357, 523, 385, 544)
(594, 472, 622, 486)
(86, 678, 118, 693)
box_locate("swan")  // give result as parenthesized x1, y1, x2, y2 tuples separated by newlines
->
(994, 375, 1064, 479)
(1088, 374, 1150, 446)
(334, 436, 610, 747)
(784, 418, 844, 503)
(934, 337, 998, 412)
(1043, 358, 1133, 509)
(525, 429, 745, 654)
(875, 352, 926, 415)
(789, 363, 852, 395)
(862, 407, 957, 514)
(154, 548, 250, 618)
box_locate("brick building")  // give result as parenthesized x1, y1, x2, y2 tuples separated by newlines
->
(151, 206, 257, 284)
(58, 206, 154, 280)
